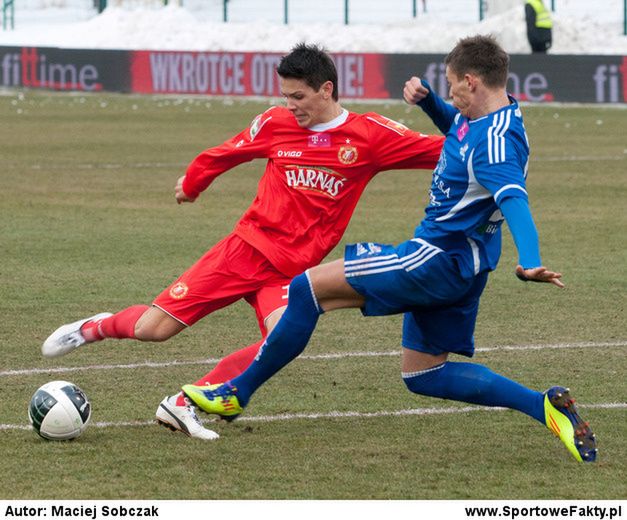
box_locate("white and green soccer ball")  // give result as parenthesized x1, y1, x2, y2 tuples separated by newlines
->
(28, 380, 91, 440)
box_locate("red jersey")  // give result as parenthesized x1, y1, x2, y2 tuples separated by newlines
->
(183, 106, 444, 277)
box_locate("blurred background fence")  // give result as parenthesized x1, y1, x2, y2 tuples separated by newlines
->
(115, 0, 624, 26)
(3, 0, 627, 34)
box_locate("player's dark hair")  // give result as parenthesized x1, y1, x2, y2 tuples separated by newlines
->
(444, 34, 509, 88)
(277, 43, 339, 101)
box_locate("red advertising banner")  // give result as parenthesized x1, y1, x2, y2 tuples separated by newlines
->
(130, 50, 389, 99)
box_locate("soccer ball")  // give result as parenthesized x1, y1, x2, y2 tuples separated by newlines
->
(28, 380, 91, 440)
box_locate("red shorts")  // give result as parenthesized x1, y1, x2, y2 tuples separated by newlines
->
(153, 234, 291, 333)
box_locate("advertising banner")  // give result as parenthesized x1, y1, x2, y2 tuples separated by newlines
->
(1, 46, 625, 104)
(383, 54, 627, 104)
(0, 46, 130, 92)
(130, 50, 389, 98)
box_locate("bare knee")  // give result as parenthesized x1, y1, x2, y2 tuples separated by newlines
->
(134, 307, 186, 341)
(401, 348, 448, 373)
(264, 306, 287, 334)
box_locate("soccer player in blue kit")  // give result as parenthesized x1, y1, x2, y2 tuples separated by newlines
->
(182, 35, 598, 462)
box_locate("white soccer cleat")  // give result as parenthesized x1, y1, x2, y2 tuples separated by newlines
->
(41, 312, 113, 358)
(156, 396, 220, 440)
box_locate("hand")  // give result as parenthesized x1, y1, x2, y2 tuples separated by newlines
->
(515, 265, 565, 288)
(175, 175, 196, 204)
(403, 76, 430, 105)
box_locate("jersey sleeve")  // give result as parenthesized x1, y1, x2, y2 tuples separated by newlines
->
(364, 113, 444, 172)
(182, 108, 276, 199)
(416, 79, 458, 134)
(499, 197, 542, 268)
(472, 123, 540, 267)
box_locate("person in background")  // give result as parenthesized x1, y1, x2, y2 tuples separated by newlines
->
(525, 0, 553, 53)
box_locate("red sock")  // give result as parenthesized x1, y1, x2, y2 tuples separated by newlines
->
(175, 340, 263, 406)
(203, 340, 264, 383)
(81, 305, 150, 342)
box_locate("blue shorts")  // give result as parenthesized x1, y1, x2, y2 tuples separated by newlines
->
(345, 239, 489, 357)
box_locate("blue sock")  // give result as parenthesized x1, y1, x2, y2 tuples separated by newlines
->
(230, 272, 323, 406)
(402, 361, 545, 424)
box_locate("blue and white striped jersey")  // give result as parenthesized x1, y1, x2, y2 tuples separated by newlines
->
(415, 91, 531, 278)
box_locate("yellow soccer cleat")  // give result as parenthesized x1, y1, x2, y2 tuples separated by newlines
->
(182, 382, 243, 421)
(544, 386, 597, 462)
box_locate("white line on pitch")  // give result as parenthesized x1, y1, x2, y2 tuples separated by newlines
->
(1, 402, 625, 432)
(2, 340, 625, 378)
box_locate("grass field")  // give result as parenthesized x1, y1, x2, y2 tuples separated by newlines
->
(0, 91, 625, 501)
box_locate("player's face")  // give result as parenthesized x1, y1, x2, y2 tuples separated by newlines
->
(280, 77, 334, 128)
(446, 66, 473, 117)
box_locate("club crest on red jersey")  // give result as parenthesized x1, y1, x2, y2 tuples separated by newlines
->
(338, 145, 358, 165)
(169, 282, 189, 300)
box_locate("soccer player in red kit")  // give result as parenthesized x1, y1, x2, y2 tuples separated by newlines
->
(43, 43, 444, 439)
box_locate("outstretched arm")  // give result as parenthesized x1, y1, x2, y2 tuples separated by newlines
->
(403, 76, 457, 134)
(499, 196, 564, 288)
(178, 109, 275, 202)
